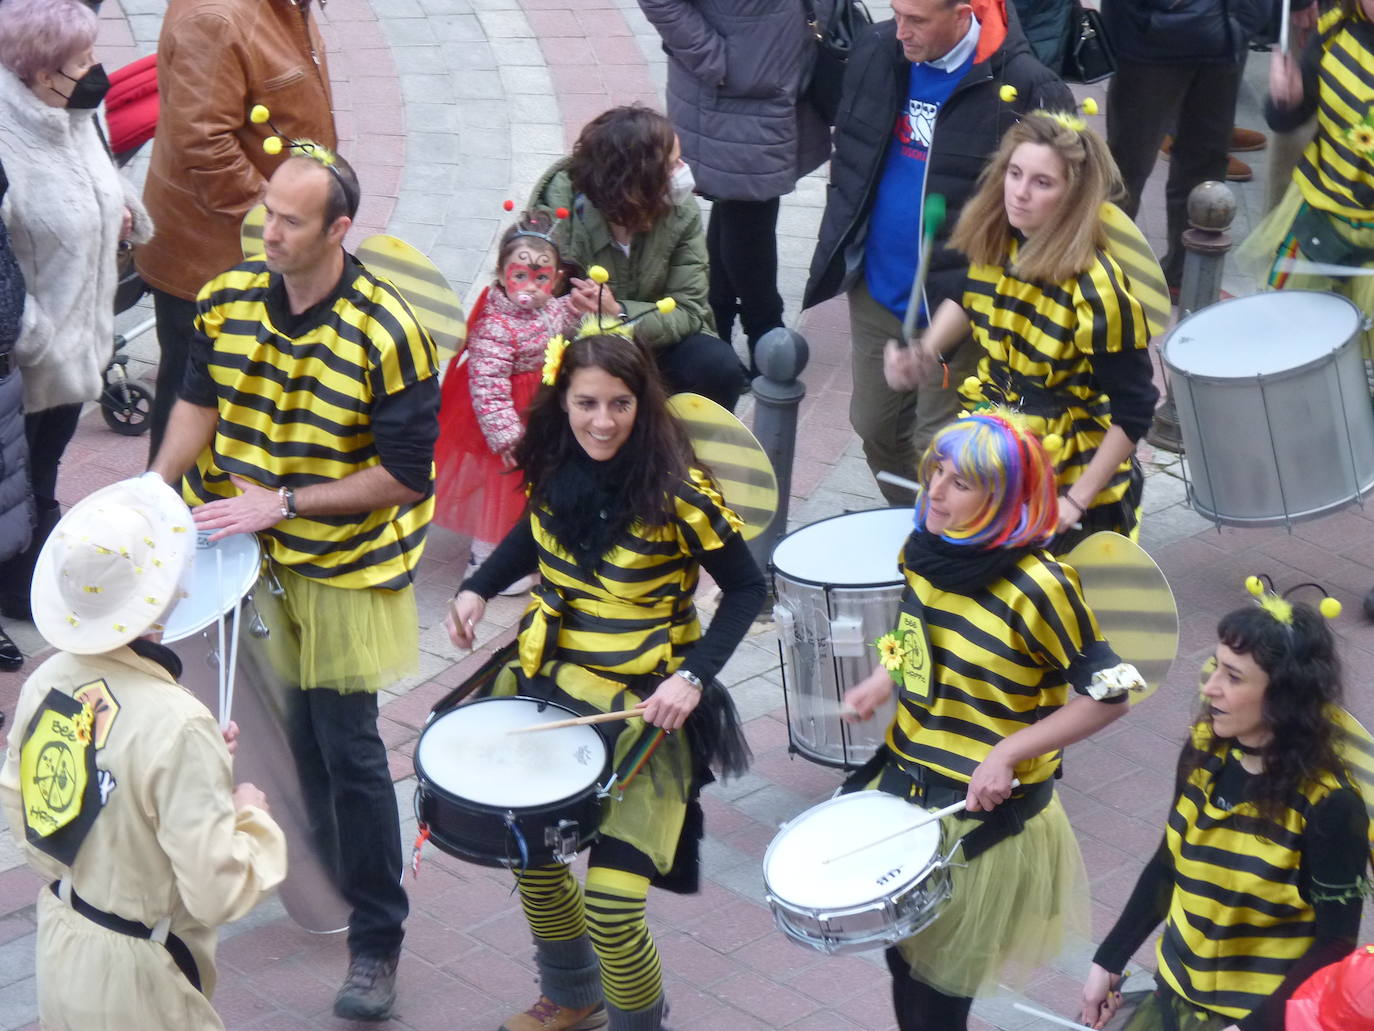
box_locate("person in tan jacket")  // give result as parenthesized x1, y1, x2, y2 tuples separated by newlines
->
(138, 0, 334, 461)
(0, 474, 286, 1031)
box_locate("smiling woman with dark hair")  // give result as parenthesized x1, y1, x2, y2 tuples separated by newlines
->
(530, 105, 748, 411)
(1081, 592, 1369, 1031)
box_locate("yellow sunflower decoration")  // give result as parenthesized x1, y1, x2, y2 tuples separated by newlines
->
(541, 334, 571, 386)
(875, 631, 909, 673)
(1348, 124, 1374, 155)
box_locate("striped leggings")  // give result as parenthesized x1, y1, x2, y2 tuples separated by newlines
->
(516, 861, 662, 1011)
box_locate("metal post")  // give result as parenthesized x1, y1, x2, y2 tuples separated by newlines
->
(1147, 180, 1236, 453)
(748, 327, 809, 579)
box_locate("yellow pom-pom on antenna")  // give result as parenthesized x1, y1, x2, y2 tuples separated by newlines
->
(1081, 97, 1099, 116)
(250, 104, 271, 124)
(1320, 596, 1343, 619)
(999, 84, 1019, 103)
(588, 265, 609, 284)
(961, 376, 982, 396)
(1245, 575, 1264, 597)
(263, 136, 283, 156)
(1041, 433, 1064, 455)
(655, 297, 676, 314)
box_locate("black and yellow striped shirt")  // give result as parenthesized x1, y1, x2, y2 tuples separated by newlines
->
(961, 243, 1150, 514)
(1294, 9, 1374, 221)
(886, 545, 1119, 786)
(1156, 725, 1351, 1019)
(182, 257, 439, 591)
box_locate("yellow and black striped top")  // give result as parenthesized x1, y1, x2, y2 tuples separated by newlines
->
(886, 546, 1119, 786)
(1156, 726, 1349, 1019)
(183, 257, 439, 591)
(1294, 9, 1374, 221)
(515, 468, 743, 684)
(961, 243, 1150, 515)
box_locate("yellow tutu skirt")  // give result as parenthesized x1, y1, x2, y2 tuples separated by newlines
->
(1236, 181, 1374, 359)
(896, 794, 1090, 998)
(252, 563, 419, 693)
(1109, 988, 1233, 1031)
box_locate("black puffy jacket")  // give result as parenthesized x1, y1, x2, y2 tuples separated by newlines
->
(1101, 0, 1271, 64)
(803, 0, 1072, 313)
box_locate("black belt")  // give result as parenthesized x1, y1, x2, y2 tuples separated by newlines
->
(50, 881, 202, 990)
(0, 352, 12, 378)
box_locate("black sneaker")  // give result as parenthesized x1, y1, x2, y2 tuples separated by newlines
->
(0, 622, 21, 673)
(334, 953, 398, 1022)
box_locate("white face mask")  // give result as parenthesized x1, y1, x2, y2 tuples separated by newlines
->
(667, 161, 695, 206)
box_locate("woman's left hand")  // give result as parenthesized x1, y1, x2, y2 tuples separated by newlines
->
(966, 747, 1016, 812)
(637, 673, 702, 732)
(120, 206, 134, 242)
(569, 277, 620, 319)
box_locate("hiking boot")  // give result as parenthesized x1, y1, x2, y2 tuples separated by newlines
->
(499, 997, 608, 1031)
(334, 953, 398, 1022)
(1226, 155, 1253, 182)
(1230, 126, 1267, 152)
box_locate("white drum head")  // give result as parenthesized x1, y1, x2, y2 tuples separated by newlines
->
(1164, 291, 1362, 378)
(765, 791, 940, 909)
(417, 698, 608, 808)
(771, 509, 913, 587)
(161, 532, 262, 643)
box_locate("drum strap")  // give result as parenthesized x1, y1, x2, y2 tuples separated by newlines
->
(49, 881, 202, 991)
(981, 363, 1109, 420)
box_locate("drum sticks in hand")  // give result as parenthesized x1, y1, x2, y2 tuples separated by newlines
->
(506, 708, 643, 734)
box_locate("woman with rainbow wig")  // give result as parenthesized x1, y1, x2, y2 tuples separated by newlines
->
(843, 410, 1143, 1031)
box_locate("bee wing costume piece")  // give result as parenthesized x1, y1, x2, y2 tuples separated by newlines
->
(666, 392, 778, 540)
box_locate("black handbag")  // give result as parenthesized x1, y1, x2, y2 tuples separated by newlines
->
(801, 0, 873, 125)
(1061, 1, 1115, 84)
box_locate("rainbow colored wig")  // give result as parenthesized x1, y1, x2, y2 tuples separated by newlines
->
(912, 411, 1059, 548)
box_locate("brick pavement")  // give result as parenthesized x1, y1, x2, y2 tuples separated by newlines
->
(2, 3, 1373, 1029)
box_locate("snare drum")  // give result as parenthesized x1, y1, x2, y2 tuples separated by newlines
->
(771, 509, 912, 768)
(161, 531, 261, 643)
(763, 791, 952, 955)
(1163, 291, 1374, 526)
(415, 697, 612, 868)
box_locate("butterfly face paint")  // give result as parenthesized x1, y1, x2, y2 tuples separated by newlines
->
(501, 243, 558, 309)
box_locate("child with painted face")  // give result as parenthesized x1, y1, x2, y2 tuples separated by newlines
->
(433, 211, 580, 592)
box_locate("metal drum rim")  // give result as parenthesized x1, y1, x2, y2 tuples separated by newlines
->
(770, 508, 911, 589)
(161, 534, 263, 643)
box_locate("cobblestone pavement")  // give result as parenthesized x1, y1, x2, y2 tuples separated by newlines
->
(1, 4, 1371, 1028)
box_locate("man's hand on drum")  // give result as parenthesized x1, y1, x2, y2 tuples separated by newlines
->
(192, 475, 285, 541)
(1080, 963, 1123, 1029)
(965, 745, 1016, 812)
(841, 667, 896, 722)
(883, 338, 937, 392)
(637, 673, 701, 732)
(446, 591, 486, 650)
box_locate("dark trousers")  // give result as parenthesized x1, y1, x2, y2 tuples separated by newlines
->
(0, 403, 81, 609)
(147, 287, 200, 464)
(654, 331, 747, 412)
(885, 947, 974, 1031)
(706, 197, 783, 369)
(1106, 58, 1243, 286)
(286, 686, 408, 958)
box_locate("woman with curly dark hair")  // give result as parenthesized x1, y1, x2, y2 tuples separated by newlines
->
(1080, 591, 1370, 1031)
(529, 105, 747, 411)
(447, 332, 765, 1031)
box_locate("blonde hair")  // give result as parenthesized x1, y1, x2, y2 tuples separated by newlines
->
(949, 113, 1124, 283)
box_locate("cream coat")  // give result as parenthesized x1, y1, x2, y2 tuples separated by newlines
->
(0, 66, 152, 414)
(0, 647, 286, 1030)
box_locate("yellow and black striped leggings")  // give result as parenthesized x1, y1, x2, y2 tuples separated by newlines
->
(516, 862, 662, 1011)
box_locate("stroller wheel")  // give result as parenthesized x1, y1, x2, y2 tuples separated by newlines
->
(101, 380, 154, 436)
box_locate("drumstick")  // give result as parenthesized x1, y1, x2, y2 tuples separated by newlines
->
(1279, 0, 1292, 54)
(222, 589, 241, 733)
(821, 779, 1021, 864)
(1012, 1002, 1097, 1031)
(215, 550, 228, 732)
(899, 194, 948, 346)
(506, 708, 644, 734)
(876, 470, 920, 494)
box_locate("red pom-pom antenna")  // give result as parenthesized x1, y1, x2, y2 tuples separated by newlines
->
(555, 207, 569, 220)
(502, 199, 515, 211)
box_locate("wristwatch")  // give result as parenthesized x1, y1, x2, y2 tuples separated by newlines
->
(278, 486, 298, 519)
(677, 669, 704, 691)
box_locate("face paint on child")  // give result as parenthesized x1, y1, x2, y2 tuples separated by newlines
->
(502, 243, 558, 309)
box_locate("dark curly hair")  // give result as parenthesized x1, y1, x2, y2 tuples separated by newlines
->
(1186, 602, 1346, 826)
(513, 333, 693, 529)
(567, 106, 676, 234)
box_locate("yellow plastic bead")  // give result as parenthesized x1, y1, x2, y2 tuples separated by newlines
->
(656, 297, 677, 314)
(1320, 596, 1343, 619)
(263, 136, 283, 156)
(250, 104, 271, 124)
(1081, 97, 1099, 116)
(588, 265, 609, 284)
(1244, 575, 1264, 597)
(999, 84, 1019, 103)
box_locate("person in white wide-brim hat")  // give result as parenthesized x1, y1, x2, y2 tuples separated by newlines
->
(0, 474, 287, 1031)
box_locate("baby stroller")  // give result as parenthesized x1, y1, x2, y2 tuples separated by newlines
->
(101, 53, 158, 436)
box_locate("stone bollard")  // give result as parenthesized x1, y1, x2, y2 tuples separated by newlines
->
(748, 327, 809, 582)
(1147, 180, 1237, 453)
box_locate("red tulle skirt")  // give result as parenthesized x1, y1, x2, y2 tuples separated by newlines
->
(432, 359, 538, 541)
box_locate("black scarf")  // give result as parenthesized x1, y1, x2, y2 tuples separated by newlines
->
(540, 449, 637, 572)
(902, 528, 1039, 593)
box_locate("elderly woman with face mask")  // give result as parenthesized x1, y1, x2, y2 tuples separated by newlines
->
(0, 0, 152, 627)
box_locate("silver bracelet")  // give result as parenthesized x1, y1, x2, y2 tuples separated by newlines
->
(676, 669, 704, 691)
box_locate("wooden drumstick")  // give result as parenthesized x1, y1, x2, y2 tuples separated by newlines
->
(821, 779, 1021, 864)
(876, 470, 920, 494)
(1011, 1002, 1097, 1030)
(506, 708, 644, 734)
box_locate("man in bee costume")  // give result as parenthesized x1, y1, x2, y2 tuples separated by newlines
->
(0, 474, 286, 1031)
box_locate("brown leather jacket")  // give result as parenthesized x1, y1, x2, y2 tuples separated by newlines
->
(136, 0, 335, 299)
